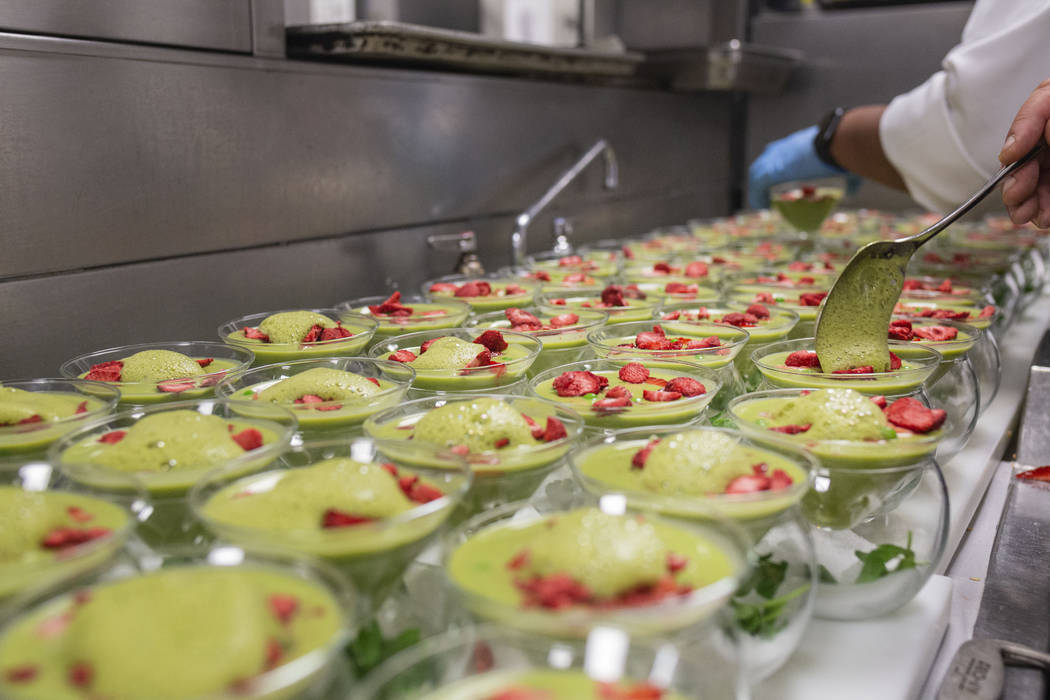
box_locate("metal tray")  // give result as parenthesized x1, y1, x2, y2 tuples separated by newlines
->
(286, 20, 643, 80)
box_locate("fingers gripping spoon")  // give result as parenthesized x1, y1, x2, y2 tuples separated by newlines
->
(814, 142, 1045, 373)
(937, 639, 1050, 700)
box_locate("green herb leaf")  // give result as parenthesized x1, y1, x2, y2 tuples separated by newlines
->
(347, 622, 424, 675)
(879, 426, 898, 440)
(854, 532, 917, 584)
(732, 583, 811, 638)
(736, 553, 788, 599)
(818, 565, 837, 584)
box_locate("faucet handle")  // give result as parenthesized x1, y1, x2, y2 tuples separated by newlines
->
(426, 230, 477, 253)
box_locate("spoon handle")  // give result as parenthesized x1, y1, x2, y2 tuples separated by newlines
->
(907, 141, 1045, 248)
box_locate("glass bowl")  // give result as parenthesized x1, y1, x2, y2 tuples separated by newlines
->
(214, 357, 415, 438)
(356, 624, 743, 699)
(463, 306, 608, 379)
(60, 341, 253, 406)
(625, 279, 722, 303)
(769, 181, 844, 234)
(0, 379, 121, 460)
(751, 338, 942, 396)
(47, 398, 296, 548)
(219, 308, 378, 366)
(0, 544, 358, 700)
(335, 294, 471, 343)
(190, 436, 471, 612)
(367, 328, 541, 394)
(535, 287, 663, 325)
(528, 359, 720, 432)
(423, 275, 538, 312)
(363, 394, 583, 516)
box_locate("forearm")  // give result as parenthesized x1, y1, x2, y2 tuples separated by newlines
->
(829, 105, 907, 192)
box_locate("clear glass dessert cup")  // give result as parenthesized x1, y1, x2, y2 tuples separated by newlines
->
(534, 288, 664, 325)
(367, 328, 542, 395)
(569, 426, 817, 680)
(0, 379, 121, 462)
(463, 306, 609, 379)
(214, 357, 415, 439)
(0, 460, 147, 611)
(805, 459, 948, 620)
(60, 340, 254, 406)
(363, 394, 583, 518)
(442, 496, 749, 641)
(335, 294, 472, 344)
(356, 623, 744, 700)
(0, 543, 359, 700)
(219, 309, 378, 367)
(48, 398, 296, 549)
(527, 358, 721, 433)
(190, 436, 471, 614)
(769, 180, 845, 238)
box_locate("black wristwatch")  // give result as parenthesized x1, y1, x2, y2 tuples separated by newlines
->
(814, 107, 847, 171)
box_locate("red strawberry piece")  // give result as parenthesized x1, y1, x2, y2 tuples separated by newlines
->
(605, 385, 632, 399)
(494, 437, 510, 449)
(319, 325, 353, 341)
(473, 329, 508, 353)
(367, 377, 380, 386)
(552, 370, 608, 397)
(652, 262, 674, 274)
(902, 279, 925, 290)
(890, 319, 913, 330)
(644, 376, 668, 388)
(769, 424, 811, 434)
(398, 474, 419, 493)
(422, 310, 448, 317)
(74, 401, 88, 415)
(506, 307, 541, 327)
(642, 389, 682, 402)
(521, 413, 542, 438)
(871, 395, 888, 409)
(662, 310, 681, 320)
(368, 291, 415, 316)
(67, 506, 93, 523)
(924, 252, 946, 263)
(429, 282, 459, 293)
(592, 395, 632, 412)
(507, 550, 530, 570)
(17, 415, 43, 425)
(549, 298, 566, 305)
(758, 276, 779, 284)
(381, 463, 399, 477)
(294, 394, 325, 404)
(664, 377, 705, 397)
(503, 284, 527, 296)
(454, 281, 492, 297)
(464, 349, 493, 368)
(754, 291, 776, 304)
(832, 366, 874, 374)
(5, 666, 38, 683)
(559, 255, 583, 267)
(685, 261, 709, 278)
(776, 272, 791, 282)
(785, 351, 821, 368)
(664, 282, 699, 295)
(157, 380, 196, 393)
(746, 304, 771, 319)
(920, 308, 971, 321)
(979, 305, 996, 318)
(84, 360, 123, 382)
(667, 553, 688, 573)
(1016, 466, 1050, 482)
(264, 638, 284, 671)
(531, 270, 552, 281)
(912, 325, 959, 342)
(889, 352, 902, 370)
(231, 428, 263, 451)
(619, 362, 650, 384)
(888, 325, 914, 341)
(450, 445, 470, 456)
(799, 276, 816, 285)
(801, 185, 816, 197)
(635, 328, 672, 350)
(301, 324, 324, 343)
(621, 245, 634, 259)
(517, 573, 592, 609)
(753, 463, 768, 474)
(799, 292, 828, 306)
(196, 358, 214, 368)
(884, 397, 946, 433)
(68, 662, 93, 688)
(321, 509, 373, 528)
(788, 261, 811, 271)
(721, 312, 759, 327)
(936, 279, 953, 293)
(685, 336, 721, 349)
(268, 594, 299, 625)
(623, 285, 647, 300)
(541, 417, 568, 442)
(388, 349, 417, 363)
(41, 527, 111, 550)
(769, 469, 794, 490)
(406, 481, 444, 504)
(600, 285, 627, 307)
(548, 313, 579, 328)
(724, 474, 771, 494)
(243, 327, 270, 342)
(98, 430, 126, 444)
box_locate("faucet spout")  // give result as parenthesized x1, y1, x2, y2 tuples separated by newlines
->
(510, 139, 618, 268)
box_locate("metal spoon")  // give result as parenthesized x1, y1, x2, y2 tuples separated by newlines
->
(938, 638, 1050, 700)
(814, 141, 1045, 373)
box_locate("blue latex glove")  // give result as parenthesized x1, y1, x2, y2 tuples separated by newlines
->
(747, 125, 859, 210)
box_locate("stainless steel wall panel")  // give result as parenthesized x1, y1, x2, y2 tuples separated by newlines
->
(0, 33, 731, 280)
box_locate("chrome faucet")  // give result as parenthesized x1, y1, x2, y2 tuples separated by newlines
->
(510, 139, 618, 267)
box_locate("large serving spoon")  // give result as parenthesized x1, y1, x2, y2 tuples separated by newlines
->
(815, 141, 1045, 373)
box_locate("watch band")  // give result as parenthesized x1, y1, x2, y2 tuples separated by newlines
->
(814, 107, 847, 171)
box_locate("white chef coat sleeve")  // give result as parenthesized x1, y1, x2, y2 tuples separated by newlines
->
(879, 0, 1050, 213)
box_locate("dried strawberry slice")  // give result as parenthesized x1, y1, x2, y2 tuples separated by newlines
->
(798, 276, 816, 285)
(600, 285, 627, 307)
(531, 270, 552, 281)
(319, 325, 353, 341)
(619, 362, 650, 384)
(871, 395, 888, 409)
(685, 261, 709, 278)
(506, 307, 541, 327)
(652, 262, 674, 274)
(75, 401, 88, 415)
(788, 261, 811, 271)
(936, 279, 953, 293)
(890, 319, 913, 330)
(196, 358, 214, 368)
(243, 327, 270, 342)
(662, 311, 681, 320)
(548, 298, 566, 305)
(367, 377, 380, 387)
(507, 550, 530, 570)
(724, 474, 771, 494)
(504, 284, 528, 296)
(68, 662, 93, 688)
(264, 639, 284, 671)
(294, 394, 325, 405)
(404, 480, 443, 504)
(623, 285, 647, 300)
(665, 282, 699, 295)
(517, 572, 593, 609)
(559, 255, 583, 267)
(635, 328, 672, 350)
(919, 308, 970, 321)
(157, 380, 196, 393)
(902, 279, 925, 290)
(369, 291, 414, 316)
(605, 385, 632, 399)
(464, 349, 493, 368)
(98, 430, 126, 444)
(884, 397, 946, 433)
(454, 281, 492, 297)
(721, 312, 759, 327)
(17, 415, 43, 425)
(381, 463, 399, 477)
(388, 349, 417, 363)
(473, 329, 509, 353)
(785, 351, 821, 369)
(540, 417, 568, 442)
(621, 245, 634, 259)
(231, 428, 263, 451)
(799, 292, 828, 307)
(321, 509, 373, 528)
(769, 424, 811, 434)
(494, 437, 510, 449)
(41, 527, 111, 550)
(769, 469, 794, 490)
(563, 272, 592, 284)
(888, 324, 914, 341)
(548, 313, 579, 328)
(552, 371, 608, 397)
(664, 377, 706, 397)
(592, 395, 632, 412)
(979, 305, 996, 318)
(667, 553, 688, 573)
(643, 389, 682, 402)
(521, 412, 542, 438)
(832, 366, 874, 374)
(889, 352, 902, 370)
(684, 336, 721, 349)
(268, 594, 299, 625)
(631, 439, 660, 469)
(428, 282, 459, 293)
(67, 506, 93, 523)
(301, 324, 324, 343)
(746, 304, 771, 319)
(1016, 466, 1050, 482)
(5, 666, 38, 683)
(912, 325, 958, 342)
(85, 360, 123, 382)
(644, 376, 668, 388)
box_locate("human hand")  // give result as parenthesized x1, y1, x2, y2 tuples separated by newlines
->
(1000, 78, 1050, 228)
(747, 126, 855, 210)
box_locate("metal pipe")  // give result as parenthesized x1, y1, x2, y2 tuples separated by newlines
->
(510, 139, 618, 267)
